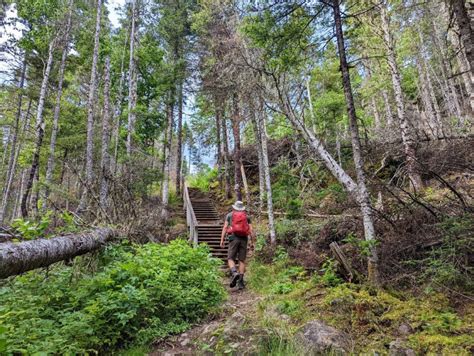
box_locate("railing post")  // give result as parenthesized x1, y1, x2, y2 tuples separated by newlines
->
(184, 183, 198, 247)
(193, 226, 198, 246)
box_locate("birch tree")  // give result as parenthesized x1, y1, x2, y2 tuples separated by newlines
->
(0, 56, 27, 223)
(126, 0, 138, 157)
(379, 1, 423, 190)
(100, 56, 112, 212)
(161, 96, 174, 219)
(44, 3, 73, 206)
(79, 0, 102, 212)
(332, 0, 378, 283)
(257, 97, 276, 244)
(21, 39, 56, 217)
(231, 93, 243, 201)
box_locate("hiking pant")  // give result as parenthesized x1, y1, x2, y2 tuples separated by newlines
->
(227, 236, 248, 262)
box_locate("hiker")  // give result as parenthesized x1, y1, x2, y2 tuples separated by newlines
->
(220, 200, 255, 290)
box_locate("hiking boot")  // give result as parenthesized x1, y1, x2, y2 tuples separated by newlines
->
(238, 276, 245, 290)
(230, 272, 240, 288)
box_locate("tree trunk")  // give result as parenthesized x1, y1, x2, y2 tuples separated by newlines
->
(215, 103, 223, 189)
(251, 106, 265, 210)
(451, 0, 474, 73)
(0, 55, 27, 223)
(429, 12, 463, 119)
(79, 0, 102, 212)
(21, 39, 56, 218)
(258, 98, 276, 244)
(382, 90, 394, 127)
(306, 78, 317, 133)
(380, 1, 423, 190)
(0, 228, 116, 279)
(416, 57, 440, 138)
(100, 56, 112, 213)
(240, 162, 251, 205)
(44, 9, 72, 206)
(12, 99, 33, 219)
(231, 93, 243, 201)
(333, 0, 379, 285)
(222, 113, 232, 199)
(175, 81, 183, 196)
(112, 29, 129, 173)
(161, 98, 174, 219)
(126, 0, 138, 157)
(446, 1, 474, 113)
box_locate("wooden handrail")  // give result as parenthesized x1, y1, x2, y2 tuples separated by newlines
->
(183, 182, 198, 245)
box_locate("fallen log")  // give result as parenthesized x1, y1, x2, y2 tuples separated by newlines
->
(0, 228, 117, 279)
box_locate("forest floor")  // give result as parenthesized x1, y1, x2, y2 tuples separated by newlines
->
(151, 274, 263, 355)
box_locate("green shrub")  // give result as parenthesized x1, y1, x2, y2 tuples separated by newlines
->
(0, 240, 225, 354)
(313, 258, 343, 287)
(11, 210, 53, 240)
(421, 215, 474, 291)
(187, 167, 218, 192)
(271, 160, 301, 217)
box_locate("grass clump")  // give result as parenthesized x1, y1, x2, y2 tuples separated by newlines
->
(0, 240, 225, 354)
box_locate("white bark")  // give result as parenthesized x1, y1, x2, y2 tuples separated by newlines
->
(0, 228, 116, 279)
(0, 56, 26, 223)
(380, 2, 422, 190)
(100, 56, 112, 212)
(257, 103, 276, 244)
(382, 90, 394, 127)
(44, 8, 72, 205)
(306, 78, 317, 133)
(126, 0, 138, 157)
(79, 0, 102, 211)
(12, 99, 33, 219)
(279, 92, 358, 195)
(161, 100, 174, 219)
(240, 162, 251, 205)
(333, 0, 378, 283)
(416, 57, 439, 138)
(429, 12, 463, 119)
(21, 39, 56, 217)
(252, 110, 265, 210)
(112, 31, 129, 173)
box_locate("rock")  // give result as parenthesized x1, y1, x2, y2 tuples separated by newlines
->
(297, 320, 350, 354)
(180, 338, 190, 347)
(397, 323, 413, 336)
(389, 339, 415, 356)
(223, 311, 246, 334)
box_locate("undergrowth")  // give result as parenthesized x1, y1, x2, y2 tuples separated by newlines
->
(247, 251, 474, 355)
(187, 167, 218, 192)
(0, 240, 225, 354)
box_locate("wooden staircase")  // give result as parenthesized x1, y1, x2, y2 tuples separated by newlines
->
(185, 186, 228, 260)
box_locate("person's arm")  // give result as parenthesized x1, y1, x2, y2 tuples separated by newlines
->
(220, 221, 228, 248)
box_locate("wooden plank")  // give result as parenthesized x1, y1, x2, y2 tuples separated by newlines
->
(329, 241, 357, 282)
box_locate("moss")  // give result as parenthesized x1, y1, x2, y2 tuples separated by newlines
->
(248, 260, 474, 355)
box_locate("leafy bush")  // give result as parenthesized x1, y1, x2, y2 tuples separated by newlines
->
(0, 240, 225, 354)
(312, 258, 343, 287)
(11, 210, 53, 240)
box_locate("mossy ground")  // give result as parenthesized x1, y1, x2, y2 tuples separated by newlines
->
(247, 257, 474, 355)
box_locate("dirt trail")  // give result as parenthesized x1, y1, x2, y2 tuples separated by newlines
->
(151, 280, 262, 355)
